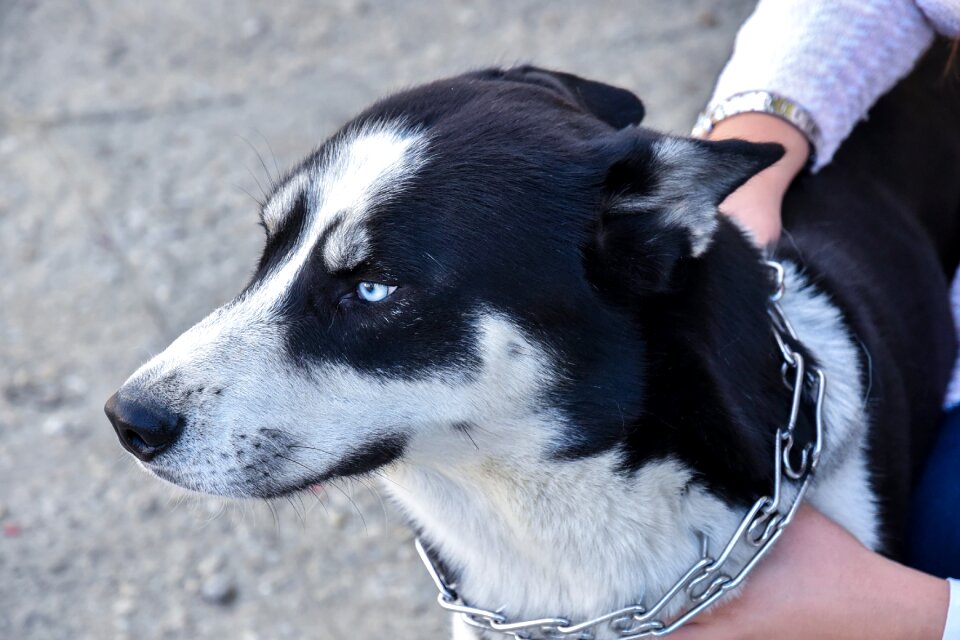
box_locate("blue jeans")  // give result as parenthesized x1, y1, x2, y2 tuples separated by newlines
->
(907, 405, 960, 578)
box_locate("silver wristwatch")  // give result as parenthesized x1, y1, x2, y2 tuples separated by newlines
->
(692, 90, 821, 156)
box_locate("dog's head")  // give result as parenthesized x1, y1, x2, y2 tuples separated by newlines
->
(105, 67, 780, 498)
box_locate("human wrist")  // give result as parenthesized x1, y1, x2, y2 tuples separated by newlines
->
(698, 113, 810, 246)
(793, 513, 948, 640)
(847, 548, 949, 640)
(872, 559, 949, 640)
(705, 112, 810, 184)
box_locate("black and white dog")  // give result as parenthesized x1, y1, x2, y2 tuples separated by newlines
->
(106, 43, 960, 638)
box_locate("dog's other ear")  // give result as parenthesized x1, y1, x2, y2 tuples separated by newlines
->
(586, 134, 784, 295)
(492, 65, 645, 129)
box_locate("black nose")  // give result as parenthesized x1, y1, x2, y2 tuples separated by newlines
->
(104, 391, 184, 462)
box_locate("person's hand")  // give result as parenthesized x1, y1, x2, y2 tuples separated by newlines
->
(669, 506, 949, 640)
(700, 113, 811, 247)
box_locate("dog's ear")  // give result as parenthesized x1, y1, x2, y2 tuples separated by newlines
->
(585, 133, 784, 295)
(489, 65, 645, 129)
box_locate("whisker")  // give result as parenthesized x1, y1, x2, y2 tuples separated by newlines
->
(461, 428, 480, 452)
(288, 443, 338, 457)
(234, 183, 265, 208)
(238, 134, 276, 198)
(259, 427, 405, 513)
(284, 495, 306, 528)
(305, 486, 329, 516)
(273, 451, 323, 478)
(357, 475, 389, 530)
(331, 480, 367, 534)
(255, 128, 283, 184)
(244, 164, 269, 203)
(265, 497, 281, 532)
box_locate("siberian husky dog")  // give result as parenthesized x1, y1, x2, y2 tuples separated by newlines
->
(106, 43, 960, 639)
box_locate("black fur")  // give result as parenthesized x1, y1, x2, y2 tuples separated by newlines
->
(322, 433, 409, 481)
(776, 41, 960, 553)
(250, 48, 958, 556)
(257, 68, 795, 503)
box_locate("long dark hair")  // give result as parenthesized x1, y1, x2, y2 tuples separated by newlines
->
(947, 39, 960, 78)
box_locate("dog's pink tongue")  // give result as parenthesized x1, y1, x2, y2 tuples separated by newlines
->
(309, 484, 324, 494)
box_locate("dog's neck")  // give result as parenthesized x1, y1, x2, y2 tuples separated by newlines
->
(382, 237, 785, 635)
(382, 241, 870, 638)
(384, 432, 742, 636)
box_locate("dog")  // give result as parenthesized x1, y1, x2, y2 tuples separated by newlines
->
(106, 42, 960, 639)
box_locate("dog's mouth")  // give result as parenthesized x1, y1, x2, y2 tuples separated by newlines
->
(143, 462, 311, 499)
(137, 432, 406, 500)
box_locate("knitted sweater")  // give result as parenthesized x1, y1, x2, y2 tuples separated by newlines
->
(711, 0, 960, 413)
(710, 0, 960, 170)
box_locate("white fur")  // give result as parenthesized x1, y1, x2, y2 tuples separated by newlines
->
(261, 171, 310, 234)
(385, 260, 878, 639)
(121, 121, 430, 493)
(118, 122, 878, 637)
(261, 122, 427, 285)
(612, 138, 721, 257)
(777, 261, 879, 549)
(122, 254, 878, 638)
(388, 453, 741, 636)
(123, 306, 558, 497)
(125, 282, 742, 636)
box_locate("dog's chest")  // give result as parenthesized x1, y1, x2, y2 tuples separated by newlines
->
(385, 262, 878, 639)
(386, 453, 744, 638)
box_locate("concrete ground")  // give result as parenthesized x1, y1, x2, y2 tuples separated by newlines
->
(0, 1, 754, 638)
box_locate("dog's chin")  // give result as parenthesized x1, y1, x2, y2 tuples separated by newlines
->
(139, 458, 330, 500)
(136, 461, 257, 499)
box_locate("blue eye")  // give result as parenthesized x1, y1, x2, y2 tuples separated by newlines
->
(356, 282, 397, 302)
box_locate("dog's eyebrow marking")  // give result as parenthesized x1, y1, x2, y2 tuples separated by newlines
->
(322, 218, 370, 272)
(253, 122, 428, 307)
(314, 213, 367, 274)
(262, 173, 310, 234)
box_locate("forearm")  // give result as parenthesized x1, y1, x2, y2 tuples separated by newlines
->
(756, 509, 950, 640)
(710, 0, 935, 169)
(859, 554, 949, 640)
(670, 507, 951, 640)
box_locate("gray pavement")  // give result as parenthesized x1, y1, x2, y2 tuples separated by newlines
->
(0, 1, 754, 638)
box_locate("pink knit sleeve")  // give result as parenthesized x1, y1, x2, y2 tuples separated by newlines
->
(710, 0, 939, 170)
(918, 0, 960, 36)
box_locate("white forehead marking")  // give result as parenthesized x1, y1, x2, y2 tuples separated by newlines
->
(255, 122, 428, 308)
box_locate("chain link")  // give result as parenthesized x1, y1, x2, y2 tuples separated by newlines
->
(415, 260, 826, 640)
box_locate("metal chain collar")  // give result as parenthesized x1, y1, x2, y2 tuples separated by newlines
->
(415, 260, 826, 640)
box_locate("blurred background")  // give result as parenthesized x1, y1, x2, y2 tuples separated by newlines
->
(0, 1, 754, 638)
